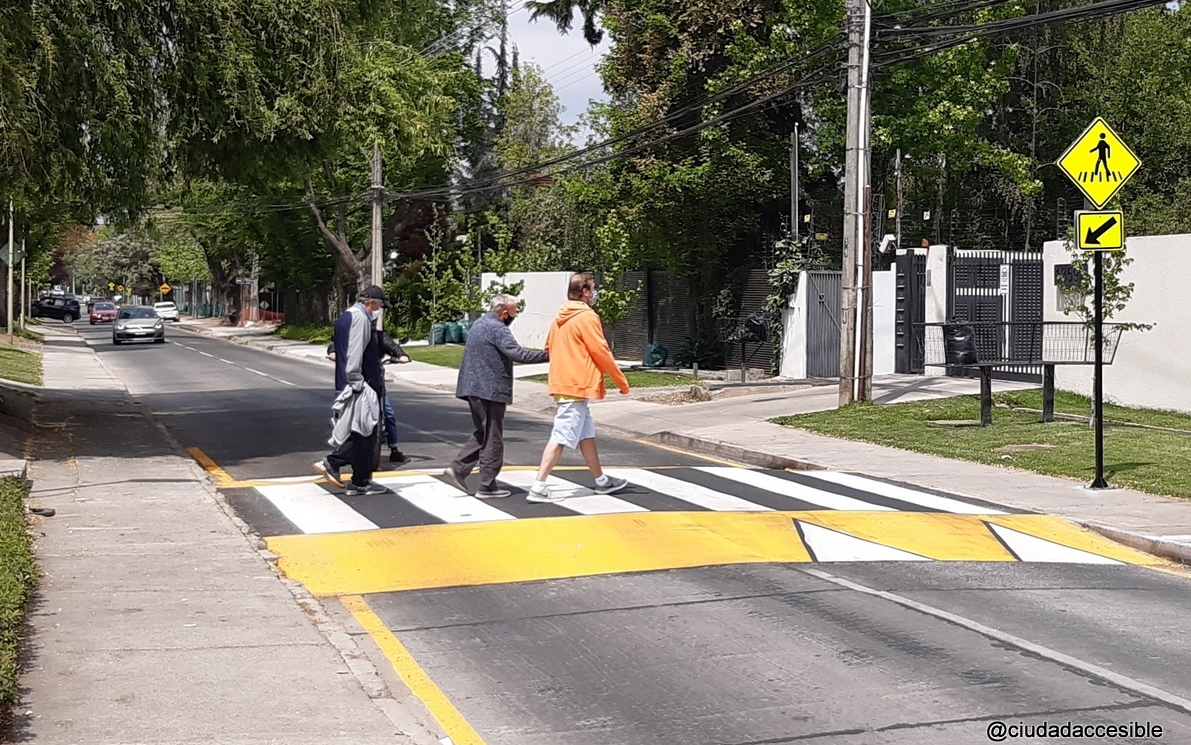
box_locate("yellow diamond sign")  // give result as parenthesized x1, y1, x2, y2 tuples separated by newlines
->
(1057, 117, 1140, 208)
(160, 283, 171, 295)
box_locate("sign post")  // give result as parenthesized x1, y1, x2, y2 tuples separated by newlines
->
(1056, 117, 1139, 490)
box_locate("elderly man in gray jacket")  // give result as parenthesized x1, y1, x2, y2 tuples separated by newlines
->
(442, 295, 549, 498)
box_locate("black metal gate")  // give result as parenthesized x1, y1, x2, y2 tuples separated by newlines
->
(895, 250, 926, 373)
(947, 249, 1043, 383)
(806, 271, 842, 378)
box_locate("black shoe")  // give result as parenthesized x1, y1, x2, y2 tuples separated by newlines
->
(314, 459, 345, 488)
(345, 481, 388, 496)
(475, 487, 512, 499)
(389, 449, 408, 464)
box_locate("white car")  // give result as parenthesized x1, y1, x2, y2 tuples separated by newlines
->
(154, 301, 180, 322)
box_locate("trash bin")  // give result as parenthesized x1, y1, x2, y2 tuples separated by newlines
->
(445, 321, 463, 344)
(430, 322, 447, 346)
(943, 323, 979, 366)
(458, 319, 472, 343)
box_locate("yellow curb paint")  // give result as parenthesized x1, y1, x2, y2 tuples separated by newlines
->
(798, 512, 1018, 562)
(341, 595, 487, 745)
(268, 511, 815, 596)
(985, 515, 1169, 566)
(187, 447, 234, 486)
(632, 438, 746, 467)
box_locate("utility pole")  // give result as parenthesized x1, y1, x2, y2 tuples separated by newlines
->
(839, 0, 863, 406)
(790, 124, 800, 241)
(6, 200, 12, 337)
(371, 141, 384, 330)
(839, 0, 872, 405)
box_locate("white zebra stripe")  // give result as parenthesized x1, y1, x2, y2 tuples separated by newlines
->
(695, 467, 895, 512)
(256, 483, 379, 534)
(800, 472, 1007, 515)
(497, 472, 648, 516)
(375, 475, 516, 523)
(603, 468, 772, 512)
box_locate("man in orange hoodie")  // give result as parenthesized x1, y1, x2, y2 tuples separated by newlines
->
(527, 273, 632, 503)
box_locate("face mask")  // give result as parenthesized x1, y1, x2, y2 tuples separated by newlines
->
(502, 314, 515, 326)
(588, 290, 599, 307)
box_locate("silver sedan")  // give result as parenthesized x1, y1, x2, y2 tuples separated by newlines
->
(112, 307, 166, 345)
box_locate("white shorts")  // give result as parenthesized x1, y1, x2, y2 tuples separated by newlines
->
(550, 399, 596, 449)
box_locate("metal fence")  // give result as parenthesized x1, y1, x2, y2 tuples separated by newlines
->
(921, 322, 1124, 368)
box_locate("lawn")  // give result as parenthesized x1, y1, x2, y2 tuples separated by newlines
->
(772, 388, 1191, 499)
(520, 371, 700, 388)
(405, 344, 465, 368)
(276, 323, 334, 344)
(0, 477, 37, 711)
(0, 347, 42, 386)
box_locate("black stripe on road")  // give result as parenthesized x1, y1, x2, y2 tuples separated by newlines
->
(222, 487, 302, 538)
(661, 468, 831, 512)
(765, 471, 941, 513)
(335, 486, 448, 529)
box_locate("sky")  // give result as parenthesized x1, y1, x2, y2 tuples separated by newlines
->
(504, 4, 611, 143)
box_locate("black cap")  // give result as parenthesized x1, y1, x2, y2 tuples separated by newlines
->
(359, 285, 389, 308)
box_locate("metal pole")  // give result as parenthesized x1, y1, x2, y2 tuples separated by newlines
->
(838, 0, 866, 406)
(371, 141, 384, 330)
(6, 200, 12, 337)
(791, 126, 800, 241)
(895, 148, 903, 252)
(19, 241, 25, 331)
(1091, 249, 1107, 488)
(854, 0, 874, 402)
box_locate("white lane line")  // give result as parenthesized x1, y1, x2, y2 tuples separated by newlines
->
(697, 467, 895, 511)
(799, 472, 1006, 515)
(183, 345, 197, 351)
(603, 468, 772, 512)
(244, 368, 269, 377)
(199, 351, 214, 358)
(803, 566, 1191, 715)
(797, 521, 930, 562)
(172, 342, 185, 346)
(275, 378, 297, 387)
(255, 484, 379, 534)
(988, 523, 1121, 564)
(376, 475, 515, 523)
(219, 358, 235, 364)
(497, 472, 648, 515)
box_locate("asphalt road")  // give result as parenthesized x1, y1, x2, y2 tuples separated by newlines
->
(71, 319, 1191, 745)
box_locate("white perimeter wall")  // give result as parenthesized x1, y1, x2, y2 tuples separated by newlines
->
(480, 271, 573, 350)
(1043, 234, 1191, 413)
(779, 269, 895, 379)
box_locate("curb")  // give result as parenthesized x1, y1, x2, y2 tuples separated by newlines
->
(1081, 523, 1191, 566)
(639, 430, 829, 471)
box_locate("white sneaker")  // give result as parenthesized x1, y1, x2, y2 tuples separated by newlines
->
(526, 486, 566, 503)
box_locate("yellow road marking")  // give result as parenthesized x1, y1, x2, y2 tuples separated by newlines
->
(632, 438, 746, 467)
(341, 595, 487, 745)
(266, 511, 1166, 597)
(187, 447, 234, 486)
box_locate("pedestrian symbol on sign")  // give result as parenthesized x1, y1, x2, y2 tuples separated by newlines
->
(1056, 117, 1139, 208)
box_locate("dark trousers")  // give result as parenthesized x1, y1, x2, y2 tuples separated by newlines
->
(327, 424, 378, 487)
(451, 397, 507, 490)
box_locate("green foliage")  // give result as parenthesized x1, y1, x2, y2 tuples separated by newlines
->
(764, 235, 829, 374)
(152, 240, 211, 283)
(1059, 236, 1153, 334)
(0, 348, 42, 386)
(276, 324, 335, 344)
(0, 477, 38, 708)
(591, 211, 640, 329)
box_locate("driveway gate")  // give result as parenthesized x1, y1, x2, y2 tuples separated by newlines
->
(806, 271, 842, 378)
(947, 249, 1044, 383)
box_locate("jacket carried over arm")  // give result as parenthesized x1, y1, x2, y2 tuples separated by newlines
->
(544, 301, 630, 400)
(333, 304, 384, 395)
(456, 312, 549, 404)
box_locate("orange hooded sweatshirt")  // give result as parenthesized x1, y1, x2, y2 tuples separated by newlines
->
(544, 301, 630, 400)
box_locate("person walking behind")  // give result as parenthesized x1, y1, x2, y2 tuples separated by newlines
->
(314, 285, 390, 496)
(526, 273, 630, 504)
(378, 330, 411, 464)
(442, 295, 548, 499)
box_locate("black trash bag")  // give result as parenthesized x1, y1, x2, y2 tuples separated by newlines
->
(643, 343, 668, 367)
(726, 312, 770, 344)
(943, 323, 979, 366)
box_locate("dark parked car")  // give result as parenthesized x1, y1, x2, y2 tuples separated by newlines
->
(31, 295, 82, 323)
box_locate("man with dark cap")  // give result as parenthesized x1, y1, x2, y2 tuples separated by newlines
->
(315, 285, 390, 495)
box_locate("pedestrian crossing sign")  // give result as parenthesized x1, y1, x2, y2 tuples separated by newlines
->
(1057, 117, 1140, 208)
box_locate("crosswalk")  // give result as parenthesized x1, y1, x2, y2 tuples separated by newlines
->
(251, 466, 1010, 536)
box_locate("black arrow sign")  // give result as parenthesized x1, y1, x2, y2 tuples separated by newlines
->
(1084, 216, 1118, 245)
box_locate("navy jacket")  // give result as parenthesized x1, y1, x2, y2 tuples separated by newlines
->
(456, 313, 548, 404)
(333, 305, 384, 396)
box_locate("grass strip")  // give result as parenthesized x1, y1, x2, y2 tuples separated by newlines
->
(0, 477, 36, 711)
(773, 388, 1191, 499)
(404, 344, 466, 369)
(276, 323, 334, 344)
(0, 348, 41, 386)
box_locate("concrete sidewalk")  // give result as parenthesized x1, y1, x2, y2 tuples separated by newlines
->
(14, 324, 442, 744)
